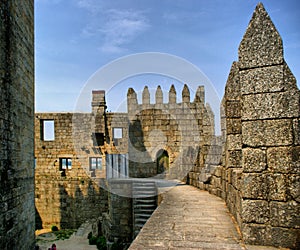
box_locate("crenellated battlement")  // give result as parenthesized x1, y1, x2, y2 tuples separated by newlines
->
(127, 84, 206, 112)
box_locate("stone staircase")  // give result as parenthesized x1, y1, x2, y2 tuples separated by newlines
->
(132, 181, 157, 238)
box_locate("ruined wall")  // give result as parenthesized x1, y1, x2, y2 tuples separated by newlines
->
(35, 112, 109, 229)
(0, 1, 35, 249)
(199, 3, 299, 249)
(35, 91, 130, 229)
(127, 84, 215, 180)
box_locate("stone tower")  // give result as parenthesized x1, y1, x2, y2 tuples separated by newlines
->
(0, 1, 35, 249)
(223, 3, 299, 248)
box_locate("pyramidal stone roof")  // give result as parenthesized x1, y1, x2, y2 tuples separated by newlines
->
(238, 2, 283, 69)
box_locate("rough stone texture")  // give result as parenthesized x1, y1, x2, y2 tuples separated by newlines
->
(33, 3, 300, 249)
(267, 146, 300, 174)
(128, 84, 218, 181)
(240, 65, 284, 94)
(129, 185, 245, 250)
(191, 3, 300, 249)
(0, 1, 35, 249)
(238, 3, 283, 69)
(102, 180, 133, 243)
(35, 85, 216, 243)
(243, 148, 266, 173)
(242, 119, 294, 147)
(231, 3, 299, 248)
(270, 201, 299, 228)
(242, 200, 269, 224)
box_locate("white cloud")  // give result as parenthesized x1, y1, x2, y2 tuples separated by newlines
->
(76, 0, 104, 14)
(76, 1, 150, 53)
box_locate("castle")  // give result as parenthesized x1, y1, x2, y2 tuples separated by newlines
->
(1, 1, 299, 249)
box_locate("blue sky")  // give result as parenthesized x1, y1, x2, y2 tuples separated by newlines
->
(35, 0, 300, 116)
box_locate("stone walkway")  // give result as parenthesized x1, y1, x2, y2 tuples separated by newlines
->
(129, 184, 283, 250)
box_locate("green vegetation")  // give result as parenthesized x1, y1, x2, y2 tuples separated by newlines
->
(53, 229, 77, 240)
(88, 233, 107, 250)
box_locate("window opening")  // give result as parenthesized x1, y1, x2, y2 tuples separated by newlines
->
(92, 132, 104, 146)
(42, 120, 55, 141)
(90, 157, 102, 177)
(113, 128, 123, 139)
(59, 158, 72, 176)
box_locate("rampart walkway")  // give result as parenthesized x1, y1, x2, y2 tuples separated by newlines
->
(129, 184, 281, 250)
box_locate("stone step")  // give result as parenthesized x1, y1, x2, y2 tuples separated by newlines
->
(133, 194, 156, 199)
(132, 181, 157, 238)
(132, 182, 156, 188)
(134, 208, 156, 214)
(133, 199, 156, 204)
(132, 189, 156, 195)
(134, 214, 152, 219)
(132, 186, 156, 192)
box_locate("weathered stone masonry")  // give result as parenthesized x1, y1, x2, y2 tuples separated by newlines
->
(33, 2, 299, 249)
(35, 84, 216, 247)
(189, 3, 300, 249)
(0, 1, 35, 249)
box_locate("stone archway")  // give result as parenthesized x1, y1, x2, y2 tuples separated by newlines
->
(156, 149, 169, 177)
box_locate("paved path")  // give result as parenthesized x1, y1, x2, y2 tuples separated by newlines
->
(129, 184, 282, 250)
(129, 184, 244, 250)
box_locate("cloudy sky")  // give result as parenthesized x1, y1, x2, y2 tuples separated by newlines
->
(35, 0, 300, 115)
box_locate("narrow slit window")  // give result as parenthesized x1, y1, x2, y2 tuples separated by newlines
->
(42, 120, 55, 141)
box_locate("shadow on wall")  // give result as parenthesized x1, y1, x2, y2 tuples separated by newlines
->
(58, 179, 108, 229)
(128, 118, 156, 178)
(35, 206, 43, 230)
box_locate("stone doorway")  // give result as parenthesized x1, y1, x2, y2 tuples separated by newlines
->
(156, 150, 169, 178)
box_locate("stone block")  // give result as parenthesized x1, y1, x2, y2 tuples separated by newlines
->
(242, 91, 299, 120)
(226, 150, 242, 168)
(242, 148, 266, 172)
(293, 118, 300, 146)
(225, 100, 241, 118)
(268, 173, 287, 201)
(288, 174, 300, 202)
(240, 65, 284, 94)
(267, 146, 300, 174)
(238, 3, 283, 69)
(242, 119, 293, 147)
(231, 169, 242, 190)
(225, 61, 241, 100)
(270, 227, 299, 249)
(242, 200, 269, 224)
(226, 134, 242, 150)
(242, 173, 268, 199)
(226, 118, 242, 134)
(270, 201, 299, 228)
(284, 61, 297, 91)
(242, 223, 271, 246)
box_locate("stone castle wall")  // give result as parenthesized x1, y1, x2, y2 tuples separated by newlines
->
(127, 84, 216, 180)
(0, 1, 35, 249)
(190, 4, 299, 249)
(34, 112, 110, 229)
(32, 3, 299, 248)
(35, 91, 130, 228)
